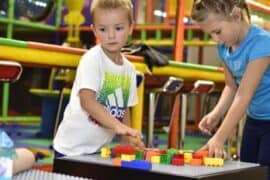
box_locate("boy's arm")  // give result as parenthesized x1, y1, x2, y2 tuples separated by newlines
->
(79, 89, 142, 139)
(121, 108, 145, 147)
(122, 107, 131, 127)
(120, 108, 131, 144)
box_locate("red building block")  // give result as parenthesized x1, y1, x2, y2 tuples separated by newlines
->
(112, 145, 136, 157)
(172, 158, 184, 166)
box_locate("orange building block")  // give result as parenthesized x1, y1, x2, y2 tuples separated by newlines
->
(112, 157, 122, 167)
(145, 152, 160, 161)
(194, 150, 209, 158)
(190, 158, 203, 166)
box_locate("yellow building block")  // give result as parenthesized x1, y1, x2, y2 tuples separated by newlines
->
(121, 154, 135, 161)
(151, 156, 160, 164)
(203, 157, 224, 167)
(184, 153, 192, 163)
(100, 147, 111, 158)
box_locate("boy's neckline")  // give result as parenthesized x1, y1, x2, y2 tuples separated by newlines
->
(101, 46, 124, 65)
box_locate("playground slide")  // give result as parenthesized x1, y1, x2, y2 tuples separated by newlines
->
(0, 37, 224, 132)
(0, 38, 224, 82)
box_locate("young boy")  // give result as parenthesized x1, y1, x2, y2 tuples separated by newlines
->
(53, 0, 143, 157)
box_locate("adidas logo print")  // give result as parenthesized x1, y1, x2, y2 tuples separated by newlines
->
(106, 88, 125, 120)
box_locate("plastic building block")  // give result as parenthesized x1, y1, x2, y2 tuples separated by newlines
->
(113, 145, 136, 157)
(112, 157, 121, 167)
(171, 158, 184, 166)
(192, 153, 204, 160)
(121, 160, 152, 171)
(121, 154, 135, 161)
(190, 158, 203, 166)
(193, 150, 209, 158)
(145, 152, 160, 161)
(168, 148, 179, 156)
(160, 154, 170, 164)
(100, 147, 111, 158)
(135, 150, 144, 160)
(184, 153, 192, 163)
(204, 157, 224, 167)
(173, 153, 184, 159)
(151, 156, 160, 164)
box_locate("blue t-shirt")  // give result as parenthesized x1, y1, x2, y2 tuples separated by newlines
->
(217, 25, 270, 120)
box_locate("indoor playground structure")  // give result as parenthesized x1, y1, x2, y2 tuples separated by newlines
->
(0, 0, 270, 179)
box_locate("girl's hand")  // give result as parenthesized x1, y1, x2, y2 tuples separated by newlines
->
(199, 112, 221, 135)
(199, 136, 227, 158)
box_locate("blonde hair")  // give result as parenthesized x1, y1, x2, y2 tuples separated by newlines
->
(191, 0, 250, 23)
(90, 0, 133, 24)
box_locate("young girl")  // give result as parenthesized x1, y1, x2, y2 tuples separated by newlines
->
(53, 0, 143, 157)
(191, 0, 270, 177)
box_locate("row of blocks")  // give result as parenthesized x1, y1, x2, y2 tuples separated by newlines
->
(100, 145, 224, 171)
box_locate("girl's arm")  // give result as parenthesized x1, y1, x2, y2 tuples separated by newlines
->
(211, 65, 238, 118)
(208, 57, 270, 157)
(79, 89, 142, 138)
(199, 65, 237, 135)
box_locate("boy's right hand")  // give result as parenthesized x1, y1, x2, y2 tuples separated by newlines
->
(199, 112, 220, 135)
(114, 123, 143, 140)
(121, 136, 145, 148)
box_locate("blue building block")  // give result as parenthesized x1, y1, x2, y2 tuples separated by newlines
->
(121, 160, 152, 171)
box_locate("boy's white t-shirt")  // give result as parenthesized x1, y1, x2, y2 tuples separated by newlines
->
(53, 45, 138, 156)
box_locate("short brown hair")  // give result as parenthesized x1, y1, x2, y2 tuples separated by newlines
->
(191, 0, 250, 22)
(90, 0, 133, 24)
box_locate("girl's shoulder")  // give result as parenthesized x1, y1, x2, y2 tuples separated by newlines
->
(249, 25, 270, 39)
